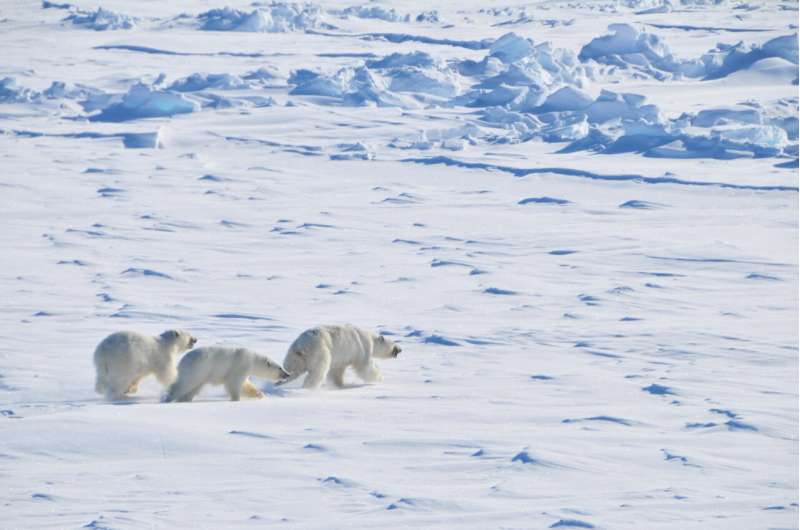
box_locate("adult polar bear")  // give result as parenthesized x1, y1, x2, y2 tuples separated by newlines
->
(94, 329, 197, 399)
(281, 325, 401, 389)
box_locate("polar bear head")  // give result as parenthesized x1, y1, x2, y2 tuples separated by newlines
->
(252, 352, 291, 381)
(373, 334, 402, 359)
(159, 329, 197, 353)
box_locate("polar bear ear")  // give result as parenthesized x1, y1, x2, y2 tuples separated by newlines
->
(378, 335, 386, 343)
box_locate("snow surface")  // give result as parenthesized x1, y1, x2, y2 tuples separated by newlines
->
(1, 0, 798, 528)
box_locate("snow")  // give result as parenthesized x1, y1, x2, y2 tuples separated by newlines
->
(0, 0, 797, 529)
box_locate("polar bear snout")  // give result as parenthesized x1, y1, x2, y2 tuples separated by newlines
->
(188, 336, 198, 348)
(391, 345, 402, 357)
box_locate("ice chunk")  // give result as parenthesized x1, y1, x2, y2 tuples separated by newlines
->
(89, 83, 198, 122)
(468, 86, 525, 108)
(713, 124, 789, 150)
(387, 68, 460, 98)
(0, 77, 39, 103)
(760, 34, 799, 66)
(584, 90, 660, 124)
(64, 7, 135, 30)
(457, 56, 505, 77)
(489, 33, 535, 64)
(291, 66, 407, 107)
(329, 142, 374, 160)
(541, 113, 590, 141)
(580, 24, 704, 78)
(340, 5, 407, 22)
(243, 66, 282, 82)
(43, 81, 102, 100)
(415, 10, 440, 23)
(168, 73, 249, 92)
(121, 129, 164, 149)
(702, 34, 799, 79)
(198, 4, 322, 32)
(692, 107, 762, 127)
(366, 51, 435, 69)
(533, 86, 593, 113)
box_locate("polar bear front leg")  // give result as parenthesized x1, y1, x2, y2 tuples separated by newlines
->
(154, 364, 178, 389)
(327, 365, 346, 388)
(303, 349, 332, 389)
(241, 378, 264, 399)
(355, 359, 383, 384)
(225, 369, 250, 401)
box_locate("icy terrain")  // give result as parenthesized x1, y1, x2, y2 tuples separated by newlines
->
(1, 0, 798, 528)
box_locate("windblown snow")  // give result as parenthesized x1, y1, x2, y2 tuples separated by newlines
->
(1, 0, 797, 529)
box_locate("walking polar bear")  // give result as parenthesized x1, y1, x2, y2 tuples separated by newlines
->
(281, 325, 401, 389)
(165, 347, 289, 402)
(94, 329, 197, 400)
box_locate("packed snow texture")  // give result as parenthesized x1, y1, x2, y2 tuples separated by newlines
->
(0, 1, 797, 529)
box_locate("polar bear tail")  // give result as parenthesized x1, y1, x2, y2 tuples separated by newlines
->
(276, 348, 307, 386)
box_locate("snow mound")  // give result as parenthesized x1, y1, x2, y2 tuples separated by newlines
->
(691, 106, 762, 127)
(0, 78, 97, 104)
(64, 7, 135, 30)
(581, 25, 798, 81)
(289, 49, 462, 106)
(366, 51, 436, 69)
(458, 33, 588, 110)
(243, 66, 282, 82)
(415, 10, 440, 23)
(390, 124, 480, 151)
(89, 84, 198, 122)
(339, 5, 407, 22)
(290, 66, 407, 107)
(168, 73, 250, 92)
(489, 33, 536, 64)
(43, 81, 99, 100)
(198, 4, 322, 32)
(702, 34, 799, 80)
(386, 67, 460, 98)
(0, 77, 39, 103)
(584, 90, 660, 124)
(579, 23, 703, 79)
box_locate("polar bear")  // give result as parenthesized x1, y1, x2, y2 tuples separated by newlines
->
(280, 325, 401, 389)
(94, 329, 197, 400)
(164, 346, 289, 402)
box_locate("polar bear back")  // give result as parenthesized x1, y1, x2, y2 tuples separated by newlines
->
(291, 325, 376, 364)
(177, 346, 254, 384)
(94, 331, 158, 366)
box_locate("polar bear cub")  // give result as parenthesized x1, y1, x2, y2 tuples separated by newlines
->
(164, 347, 289, 402)
(94, 329, 197, 400)
(281, 325, 401, 389)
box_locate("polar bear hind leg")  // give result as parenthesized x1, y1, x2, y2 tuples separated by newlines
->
(165, 368, 205, 402)
(303, 349, 332, 389)
(95, 373, 108, 395)
(165, 381, 203, 402)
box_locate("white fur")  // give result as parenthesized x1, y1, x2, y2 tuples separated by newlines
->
(94, 329, 197, 400)
(164, 346, 289, 402)
(282, 325, 401, 389)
